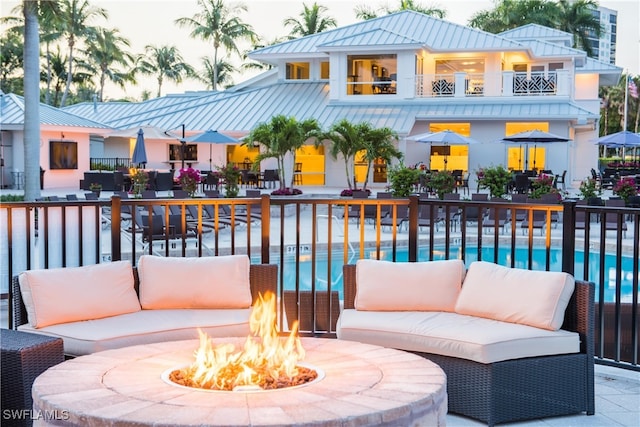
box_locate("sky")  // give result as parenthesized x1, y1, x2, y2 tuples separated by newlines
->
(1, 0, 638, 100)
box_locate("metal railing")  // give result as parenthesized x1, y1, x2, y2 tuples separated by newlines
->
(1, 196, 638, 370)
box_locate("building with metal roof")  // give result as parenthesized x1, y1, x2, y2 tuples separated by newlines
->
(3, 10, 622, 190)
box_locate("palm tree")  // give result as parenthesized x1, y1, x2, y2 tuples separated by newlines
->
(323, 119, 369, 190)
(57, 0, 108, 107)
(0, 30, 23, 94)
(468, 0, 556, 33)
(360, 127, 402, 190)
(22, 0, 41, 201)
(197, 56, 236, 89)
(599, 83, 624, 136)
(247, 115, 322, 190)
(2, 2, 62, 104)
(137, 45, 194, 98)
(175, 0, 256, 91)
(284, 2, 337, 39)
(81, 27, 135, 101)
(355, 0, 447, 20)
(555, 0, 602, 57)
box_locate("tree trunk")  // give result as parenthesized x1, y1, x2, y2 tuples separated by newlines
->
(23, 0, 41, 201)
(45, 41, 52, 105)
(60, 37, 74, 107)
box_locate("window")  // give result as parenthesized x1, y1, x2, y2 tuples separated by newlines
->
(49, 141, 78, 169)
(347, 54, 397, 95)
(169, 144, 197, 162)
(505, 123, 549, 170)
(320, 61, 330, 79)
(286, 62, 310, 80)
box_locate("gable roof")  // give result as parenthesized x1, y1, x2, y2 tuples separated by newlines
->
(0, 93, 110, 131)
(499, 24, 573, 44)
(249, 10, 526, 58)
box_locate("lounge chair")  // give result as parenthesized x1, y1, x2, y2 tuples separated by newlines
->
(379, 204, 409, 232)
(482, 197, 510, 234)
(417, 202, 441, 232)
(521, 199, 546, 235)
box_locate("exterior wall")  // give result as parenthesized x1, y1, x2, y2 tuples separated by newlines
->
(575, 74, 600, 100)
(40, 130, 91, 189)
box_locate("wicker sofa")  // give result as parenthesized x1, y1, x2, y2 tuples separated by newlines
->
(338, 260, 595, 426)
(11, 255, 277, 357)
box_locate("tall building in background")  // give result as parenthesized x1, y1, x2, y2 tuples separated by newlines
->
(588, 5, 617, 65)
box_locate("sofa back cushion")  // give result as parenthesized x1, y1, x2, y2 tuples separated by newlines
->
(19, 261, 141, 328)
(455, 261, 574, 330)
(355, 259, 466, 311)
(138, 255, 252, 309)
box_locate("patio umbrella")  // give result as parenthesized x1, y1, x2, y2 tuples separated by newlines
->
(185, 130, 239, 171)
(593, 130, 640, 161)
(131, 128, 147, 167)
(409, 130, 480, 170)
(501, 130, 570, 170)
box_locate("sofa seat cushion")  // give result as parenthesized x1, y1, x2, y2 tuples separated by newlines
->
(336, 310, 579, 364)
(17, 308, 251, 357)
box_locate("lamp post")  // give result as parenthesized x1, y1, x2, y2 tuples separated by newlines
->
(179, 124, 186, 170)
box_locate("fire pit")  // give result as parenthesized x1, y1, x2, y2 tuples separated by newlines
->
(32, 338, 447, 426)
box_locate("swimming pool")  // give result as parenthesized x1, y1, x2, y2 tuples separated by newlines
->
(274, 246, 637, 303)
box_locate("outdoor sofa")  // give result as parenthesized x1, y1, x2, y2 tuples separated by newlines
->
(11, 255, 277, 357)
(337, 259, 595, 426)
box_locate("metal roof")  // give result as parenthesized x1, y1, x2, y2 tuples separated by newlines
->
(499, 24, 573, 43)
(0, 93, 110, 129)
(318, 28, 422, 49)
(250, 10, 526, 57)
(95, 82, 597, 136)
(524, 39, 587, 58)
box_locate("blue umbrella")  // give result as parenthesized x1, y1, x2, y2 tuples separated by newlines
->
(594, 131, 640, 161)
(185, 130, 239, 170)
(132, 128, 148, 167)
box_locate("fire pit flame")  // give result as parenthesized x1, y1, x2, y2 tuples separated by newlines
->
(168, 292, 318, 391)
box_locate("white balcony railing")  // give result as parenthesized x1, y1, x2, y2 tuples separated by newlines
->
(415, 71, 568, 99)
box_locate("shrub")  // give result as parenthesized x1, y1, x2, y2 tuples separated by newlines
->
(271, 188, 303, 196)
(578, 178, 602, 200)
(429, 170, 456, 199)
(613, 176, 638, 203)
(480, 165, 511, 198)
(387, 164, 421, 197)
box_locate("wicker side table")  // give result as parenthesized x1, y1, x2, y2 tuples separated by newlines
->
(1, 329, 64, 426)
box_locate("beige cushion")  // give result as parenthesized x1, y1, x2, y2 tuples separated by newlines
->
(18, 308, 252, 357)
(18, 261, 140, 329)
(455, 261, 574, 331)
(337, 310, 580, 364)
(355, 259, 466, 312)
(138, 255, 252, 309)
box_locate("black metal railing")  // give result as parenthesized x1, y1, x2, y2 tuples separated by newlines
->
(90, 157, 132, 171)
(1, 196, 638, 370)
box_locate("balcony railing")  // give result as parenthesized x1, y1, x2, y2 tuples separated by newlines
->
(415, 70, 568, 98)
(1, 196, 638, 370)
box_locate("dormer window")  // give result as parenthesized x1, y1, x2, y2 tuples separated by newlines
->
(286, 62, 310, 80)
(347, 54, 397, 95)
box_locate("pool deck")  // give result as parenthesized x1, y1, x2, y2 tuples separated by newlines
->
(2, 184, 639, 426)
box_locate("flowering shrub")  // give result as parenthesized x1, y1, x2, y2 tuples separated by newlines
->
(178, 167, 201, 197)
(475, 167, 485, 180)
(388, 164, 421, 197)
(480, 165, 511, 198)
(530, 173, 563, 201)
(613, 176, 638, 203)
(272, 187, 303, 196)
(578, 177, 602, 200)
(340, 188, 371, 197)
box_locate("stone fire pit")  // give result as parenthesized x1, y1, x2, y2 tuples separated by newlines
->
(32, 338, 447, 426)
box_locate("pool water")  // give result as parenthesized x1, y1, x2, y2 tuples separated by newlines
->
(274, 246, 637, 303)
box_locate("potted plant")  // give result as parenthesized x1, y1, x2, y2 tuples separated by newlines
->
(479, 165, 511, 198)
(216, 163, 241, 198)
(130, 169, 148, 198)
(387, 164, 421, 197)
(428, 170, 456, 199)
(177, 167, 201, 197)
(89, 182, 102, 197)
(613, 176, 638, 204)
(578, 177, 602, 201)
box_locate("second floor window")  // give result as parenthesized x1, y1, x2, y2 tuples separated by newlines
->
(347, 54, 397, 95)
(286, 62, 310, 80)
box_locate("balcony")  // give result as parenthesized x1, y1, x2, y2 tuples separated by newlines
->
(415, 70, 570, 99)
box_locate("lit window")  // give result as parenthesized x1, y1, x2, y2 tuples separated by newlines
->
(286, 62, 310, 80)
(347, 54, 397, 95)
